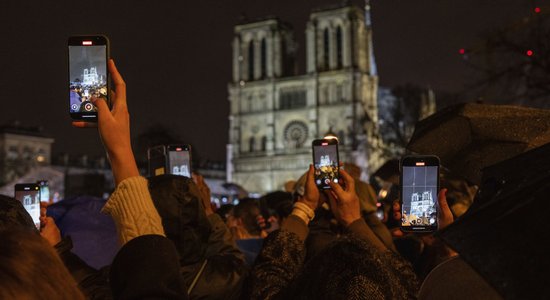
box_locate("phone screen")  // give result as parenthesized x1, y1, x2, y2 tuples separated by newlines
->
(313, 141, 339, 189)
(15, 185, 41, 229)
(38, 181, 49, 202)
(401, 164, 438, 230)
(168, 147, 191, 177)
(68, 37, 108, 120)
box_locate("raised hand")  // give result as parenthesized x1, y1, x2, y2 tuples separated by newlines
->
(327, 169, 361, 226)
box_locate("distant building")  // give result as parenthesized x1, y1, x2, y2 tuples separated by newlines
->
(82, 67, 100, 86)
(410, 190, 435, 218)
(0, 122, 54, 185)
(227, 3, 383, 193)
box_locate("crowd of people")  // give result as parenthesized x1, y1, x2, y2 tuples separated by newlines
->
(1, 59, 509, 299)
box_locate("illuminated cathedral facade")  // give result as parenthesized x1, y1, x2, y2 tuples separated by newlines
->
(227, 2, 384, 193)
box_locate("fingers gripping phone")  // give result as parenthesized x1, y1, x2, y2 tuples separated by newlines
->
(14, 183, 41, 229)
(400, 155, 440, 233)
(312, 138, 340, 189)
(68, 35, 110, 121)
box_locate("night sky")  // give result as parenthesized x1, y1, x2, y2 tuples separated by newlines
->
(0, 0, 534, 162)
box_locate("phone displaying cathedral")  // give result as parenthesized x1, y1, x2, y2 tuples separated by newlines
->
(227, 2, 384, 193)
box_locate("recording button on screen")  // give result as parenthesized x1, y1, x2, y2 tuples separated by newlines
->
(84, 103, 94, 111)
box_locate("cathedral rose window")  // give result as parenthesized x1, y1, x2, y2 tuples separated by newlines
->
(284, 120, 308, 148)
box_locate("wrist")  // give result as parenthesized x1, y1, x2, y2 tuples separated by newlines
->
(292, 201, 315, 224)
(341, 215, 362, 227)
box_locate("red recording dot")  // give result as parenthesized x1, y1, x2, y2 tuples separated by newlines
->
(535, 7, 541, 13)
(459, 48, 466, 55)
(527, 50, 534, 56)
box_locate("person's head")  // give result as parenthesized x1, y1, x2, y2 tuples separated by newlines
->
(0, 195, 37, 232)
(148, 174, 212, 265)
(260, 191, 293, 223)
(233, 198, 262, 238)
(0, 229, 84, 300)
(216, 203, 235, 224)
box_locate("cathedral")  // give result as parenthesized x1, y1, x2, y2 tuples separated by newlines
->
(227, 2, 385, 193)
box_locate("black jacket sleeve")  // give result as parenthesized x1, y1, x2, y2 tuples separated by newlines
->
(55, 236, 112, 300)
(187, 214, 248, 300)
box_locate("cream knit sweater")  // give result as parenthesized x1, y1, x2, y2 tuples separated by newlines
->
(102, 176, 165, 245)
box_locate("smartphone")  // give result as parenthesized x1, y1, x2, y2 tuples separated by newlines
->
(68, 35, 110, 121)
(148, 145, 167, 177)
(312, 138, 340, 189)
(14, 183, 41, 229)
(37, 180, 50, 202)
(400, 155, 440, 232)
(167, 144, 192, 178)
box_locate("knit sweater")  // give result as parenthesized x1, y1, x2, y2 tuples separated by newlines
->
(102, 176, 165, 245)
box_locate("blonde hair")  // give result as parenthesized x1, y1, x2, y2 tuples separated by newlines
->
(0, 229, 85, 300)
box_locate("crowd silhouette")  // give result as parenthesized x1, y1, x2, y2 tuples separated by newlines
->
(1, 59, 548, 299)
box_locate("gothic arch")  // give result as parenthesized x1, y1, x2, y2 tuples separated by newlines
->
(261, 38, 267, 79)
(336, 26, 343, 68)
(323, 27, 330, 71)
(248, 40, 255, 80)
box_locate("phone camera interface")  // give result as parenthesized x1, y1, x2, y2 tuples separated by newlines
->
(69, 45, 107, 113)
(314, 144, 338, 188)
(401, 166, 438, 227)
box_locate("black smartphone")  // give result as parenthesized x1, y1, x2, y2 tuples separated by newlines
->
(167, 144, 192, 178)
(148, 145, 167, 177)
(400, 155, 440, 232)
(312, 138, 340, 189)
(68, 35, 110, 121)
(14, 183, 41, 229)
(37, 180, 50, 202)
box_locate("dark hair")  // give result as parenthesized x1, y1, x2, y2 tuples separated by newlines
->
(0, 229, 84, 299)
(234, 198, 262, 236)
(216, 204, 235, 223)
(0, 195, 36, 232)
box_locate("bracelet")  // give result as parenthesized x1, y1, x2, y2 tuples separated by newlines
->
(293, 202, 315, 221)
(291, 208, 311, 225)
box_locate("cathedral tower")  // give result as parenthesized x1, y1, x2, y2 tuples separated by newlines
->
(227, 3, 382, 193)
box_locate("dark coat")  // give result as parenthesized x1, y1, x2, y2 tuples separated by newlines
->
(248, 229, 419, 300)
(148, 175, 248, 300)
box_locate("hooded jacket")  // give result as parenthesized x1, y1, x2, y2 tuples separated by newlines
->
(148, 175, 247, 300)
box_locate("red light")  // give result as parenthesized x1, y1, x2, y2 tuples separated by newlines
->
(416, 162, 425, 166)
(527, 50, 534, 56)
(459, 48, 465, 55)
(535, 7, 541, 13)
(82, 41, 93, 46)
(321, 142, 328, 146)
(175, 147, 182, 151)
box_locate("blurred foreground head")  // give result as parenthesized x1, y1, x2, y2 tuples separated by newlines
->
(288, 236, 418, 299)
(0, 229, 84, 300)
(0, 195, 36, 231)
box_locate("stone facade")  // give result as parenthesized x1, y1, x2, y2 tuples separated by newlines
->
(227, 4, 384, 193)
(0, 127, 54, 185)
